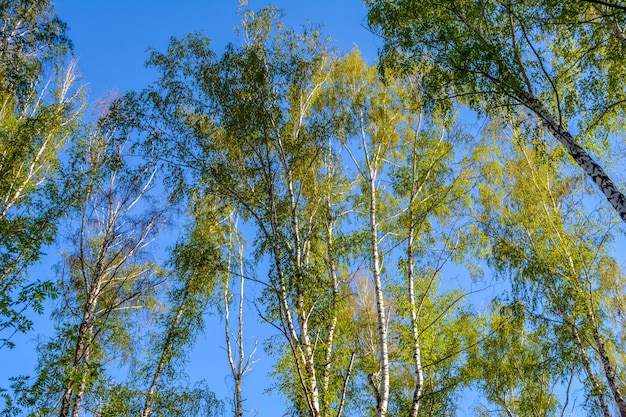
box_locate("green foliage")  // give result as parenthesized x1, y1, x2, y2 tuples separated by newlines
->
(0, 0, 82, 346)
(139, 7, 359, 416)
(467, 300, 569, 416)
(8, 107, 175, 416)
(88, 379, 223, 417)
(367, 0, 626, 223)
(471, 124, 624, 414)
(366, 3, 626, 410)
(3, 3, 624, 417)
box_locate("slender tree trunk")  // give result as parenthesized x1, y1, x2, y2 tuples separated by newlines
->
(265, 177, 320, 417)
(596, 331, 626, 417)
(225, 223, 252, 417)
(337, 352, 355, 417)
(283, 137, 322, 417)
(519, 91, 626, 224)
(59, 320, 91, 417)
(546, 277, 610, 416)
(569, 319, 612, 417)
(588, 311, 626, 417)
(235, 266, 245, 417)
(367, 170, 389, 417)
(406, 115, 433, 417)
(271, 123, 323, 417)
(407, 222, 424, 417)
(59, 377, 73, 417)
(225, 278, 242, 417)
(60, 287, 98, 417)
(235, 264, 246, 417)
(321, 216, 339, 415)
(141, 289, 189, 417)
(70, 340, 91, 417)
(348, 103, 391, 417)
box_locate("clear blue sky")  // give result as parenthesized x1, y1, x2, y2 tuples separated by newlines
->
(1, 2, 378, 416)
(54, 1, 379, 104)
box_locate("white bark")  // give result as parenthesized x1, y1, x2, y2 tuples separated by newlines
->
(358, 112, 390, 417)
(368, 176, 390, 417)
(224, 221, 255, 417)
(589, 312, 626, 417)
(407, 224, 424, 417)
(571, 322, 612, 417)
(59, 133, 166, 417)
(519, 91, 626, 224)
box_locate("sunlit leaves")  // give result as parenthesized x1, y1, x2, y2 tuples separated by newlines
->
(367, 0, 626, 223)
(0, 0, 82, 346)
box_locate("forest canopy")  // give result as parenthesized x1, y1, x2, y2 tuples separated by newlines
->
(1, 2, 625, 417)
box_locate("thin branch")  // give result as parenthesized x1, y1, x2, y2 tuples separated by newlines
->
(582, 0, 626, 12)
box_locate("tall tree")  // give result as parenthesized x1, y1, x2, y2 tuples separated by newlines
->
(126, 7, 490, 416)
(325, 51, 480, 417)
(136, 194, 226, 417)
(222, 213, 256, 417)
(367, 0, 626, 224)
(391, 109, 477, 417)
(136, 8, 355, 416)
(328, 50, 402, 417)
(0, 0, 82, 346)
(473, 121, 626, 416)
(17, 110, 171, 417)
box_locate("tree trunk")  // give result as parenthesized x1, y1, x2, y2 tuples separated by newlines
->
(407, 223, 424, 417)
(367, 172, 389, 417)
(519, 91, 626, 224)
(321, 216, 340, 415)
(266, 181, 321, 417)
(60, 291, 98, 417)
(224, 226, 252, 417)
(589, 312, 626, 417)
(70, 341, 91, 417)
(142, 289, 189, 417)
(569, 319, 612, 417)
(235, 264, 245, 417)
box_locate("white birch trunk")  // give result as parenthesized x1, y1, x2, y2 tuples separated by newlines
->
(407, 224, 424, 417)
(368, 174, 389, 417)
(588, 312, 626, 417)
(520, 91, 626, 224)
(359, 116, 390, 416)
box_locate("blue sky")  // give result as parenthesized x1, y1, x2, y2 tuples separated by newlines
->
(54, 1, 379, 105)
(0, 2, 379, 416)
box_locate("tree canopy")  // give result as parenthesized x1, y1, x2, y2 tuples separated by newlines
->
(1, 2, 625, 417)
(367, 0, 626, 224)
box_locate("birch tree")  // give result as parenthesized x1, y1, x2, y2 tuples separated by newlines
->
(328, 51, 401, 417)
(222, 213, 256, 417)
(137, 8, 354, 416)
(474, 121, 626, 416)
(327, 52, 479, 417)
(391, 105, 478, 416)
(0, 0, 82, 346)
(123, 191, 227, 417)
(367, 0, 626, 224)
(138, 199, 226, 417)
(18, 111, 171, 417)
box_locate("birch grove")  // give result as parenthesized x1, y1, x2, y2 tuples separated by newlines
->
(2, 2, 626, 417)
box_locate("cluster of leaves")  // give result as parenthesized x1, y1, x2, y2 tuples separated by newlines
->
(0, 0, 81, 347)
